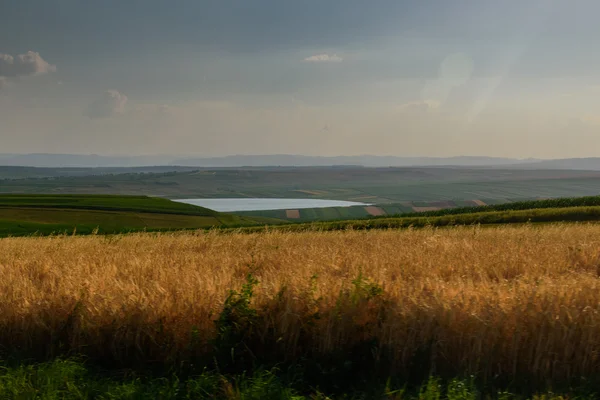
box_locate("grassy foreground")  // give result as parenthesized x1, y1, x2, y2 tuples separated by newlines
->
(0, 360, 592, 399)
(2, 225, 600, 397)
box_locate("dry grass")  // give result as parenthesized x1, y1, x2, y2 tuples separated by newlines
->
(2, 224, 600, 386)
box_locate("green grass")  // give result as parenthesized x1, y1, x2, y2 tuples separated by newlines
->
(0, 194, 282, 237)
(0, 359, 595, 399)
(0, 360, 302, 400)
(0, 194, 219, 216)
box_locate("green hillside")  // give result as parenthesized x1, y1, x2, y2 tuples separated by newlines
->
(235, 206, 600, 233)
(0, 194, 219, 215)
(236, 195, 600, 222)
(233, 196, 600, 232)
(390, 195, 600, 218)
(6, 194, 600, 238)
(0, 194, 280, 237)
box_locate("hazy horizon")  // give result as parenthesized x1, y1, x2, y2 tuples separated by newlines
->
(0, 152, 541, 159)
(2, 1, 599, 159)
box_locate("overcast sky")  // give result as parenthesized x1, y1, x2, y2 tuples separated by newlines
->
(1, 0, 599, 158)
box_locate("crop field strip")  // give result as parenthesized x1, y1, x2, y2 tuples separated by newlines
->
(2, 224, 600, 395)
(237, 195, 600, 223)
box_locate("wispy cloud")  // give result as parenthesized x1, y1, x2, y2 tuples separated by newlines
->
(398, 100, 441, 113)
(582, 115, 600, 126)
(85, 90, 128, 119)
(131, 103, 172, 117)
(304, 53, 343, 63)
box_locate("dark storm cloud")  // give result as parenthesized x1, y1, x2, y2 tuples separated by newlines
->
(0, 1, 406, 56)
(3, 0, 598, 83)
(1, 0, 598, 84)
(0, 0, 489, 54)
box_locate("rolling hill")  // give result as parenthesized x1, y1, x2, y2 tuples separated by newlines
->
(0, 194, 280, 237)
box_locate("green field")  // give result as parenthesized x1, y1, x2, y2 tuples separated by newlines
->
(0, 195, 280, 237)
(243, 195, 600, 222)
(3, 166, 600, 203)
(231, 206, 600, 234)
(237, 204, 383, 222)
(235, 201, 484, 222)
(392, 195, 600, 218)
(6, 194, 600, 238)
(0, 194, 221, 215)
(234, 196, 600, 231)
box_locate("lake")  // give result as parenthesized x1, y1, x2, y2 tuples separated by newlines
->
(173, 198, 370, 212)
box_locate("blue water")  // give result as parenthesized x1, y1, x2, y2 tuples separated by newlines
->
(174, 198, 370, 212)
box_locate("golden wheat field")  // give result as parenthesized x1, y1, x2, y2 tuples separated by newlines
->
(2, 224, 600, 385)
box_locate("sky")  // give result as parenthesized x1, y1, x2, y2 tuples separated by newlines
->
(1, 0, 599, 158)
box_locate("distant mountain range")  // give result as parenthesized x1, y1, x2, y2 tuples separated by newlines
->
(0, 154, 178, 168)
(173, 155, 540, 168)
(3, 153, 600, 170)
(513, 158, 600, 170)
